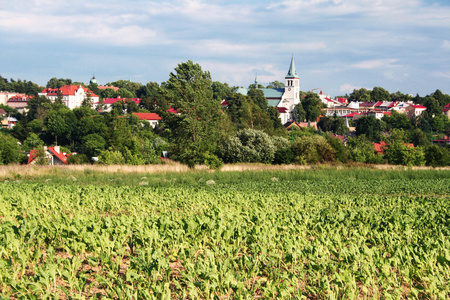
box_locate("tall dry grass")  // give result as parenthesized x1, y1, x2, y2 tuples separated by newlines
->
(0, 163, 448, 180)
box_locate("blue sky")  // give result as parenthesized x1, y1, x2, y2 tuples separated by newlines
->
(1, 0, 449, 97)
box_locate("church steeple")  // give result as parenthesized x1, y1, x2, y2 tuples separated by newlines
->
(286, 55, 298, 79)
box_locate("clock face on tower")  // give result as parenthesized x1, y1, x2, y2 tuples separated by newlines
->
(288, 88, 291, 91)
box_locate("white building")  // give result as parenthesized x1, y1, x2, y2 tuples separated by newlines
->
(234, 56, 301, 124)
(39, 85, 99, 110)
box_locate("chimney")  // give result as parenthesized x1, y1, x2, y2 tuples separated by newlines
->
(54, 145, 60, 154)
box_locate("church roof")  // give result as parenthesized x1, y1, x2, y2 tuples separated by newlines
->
(285, 55, 299, 79)
(259, 88, 284, 99)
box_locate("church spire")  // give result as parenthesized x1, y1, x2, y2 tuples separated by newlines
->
(286, 55, 298, 78)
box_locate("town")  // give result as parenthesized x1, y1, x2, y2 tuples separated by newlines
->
(1, 58, 450, 167)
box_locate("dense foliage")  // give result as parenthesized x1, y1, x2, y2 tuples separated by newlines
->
(1, 64, 450, 167)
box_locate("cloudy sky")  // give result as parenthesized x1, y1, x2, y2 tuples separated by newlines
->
(1, 0, 449, 97)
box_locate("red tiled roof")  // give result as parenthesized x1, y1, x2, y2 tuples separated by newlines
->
(384, 112, 392, 116)
(388, 102, 396, 108)
(8, 95, 33, 102)
(360, 102, 377, 107)
(28, 147, 68, 165)
(443, 103, 450, 112)
(41, 85, 98, 98)
(410, 104, 427, 109)
(277, 107, 288, 113)
(375, 101, 383, 107)
(373, 141, 388, 154)
(133, 112, 161, 120)
(337, 98, 347, 103)
(0, 109, 6, 114)
(342, 113, 360, 118)
(47, 147, 69, 164)
(166, 107, 178, 113)
(221, 100, 228, 106)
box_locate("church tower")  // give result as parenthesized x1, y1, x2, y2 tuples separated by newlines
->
(283, 55, 300, 108)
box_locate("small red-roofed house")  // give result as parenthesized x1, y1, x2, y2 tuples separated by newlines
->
(405, 104, 427, 118)
(442, 104, 450, 118)
(133, 112, 161, 128)
(28, 146, 69, 165)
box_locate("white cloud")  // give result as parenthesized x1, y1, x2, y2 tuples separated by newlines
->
(351, 59, 399, 70)
(339, 83, 364, 93)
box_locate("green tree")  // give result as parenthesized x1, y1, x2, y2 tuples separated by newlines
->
(266, 81, 285, 89)
(0, 132, 23, 164)
(45, 108, 77, 145)
(370, 87, 390, 102)
(267, 106, 283, 130)
(349, 88, 370, 102)
(292, 102, 306, 122)
(302, 92, 322, 122)
(247, 88, 268, 111)
(162, 61, 226, 167)
(211, 81, 232, 101)
(355, 116, 384, 142)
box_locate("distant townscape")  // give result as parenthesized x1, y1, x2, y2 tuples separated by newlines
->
(1, 58, 450, 167)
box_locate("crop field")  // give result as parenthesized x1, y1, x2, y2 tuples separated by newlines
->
(0, 167, 450, 299)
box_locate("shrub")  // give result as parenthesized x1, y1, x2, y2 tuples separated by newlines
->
(424, 145, 450, 167)
(272, 136, 294, 164)
(292, 135, 335, 164)
(98, 149, 125, 165)
(221, 129, 276, 164)
(67, 153, 90, 165)
(384, 142, 425, 166)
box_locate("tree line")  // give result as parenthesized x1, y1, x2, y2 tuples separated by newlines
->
(1, 63, 450, 167)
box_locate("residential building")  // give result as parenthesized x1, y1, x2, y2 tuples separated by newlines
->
(442, 103, 450, 118)
(405, 104, 427, 118)
(39, 85, 99, 110)
(27, 146, 70, 165)
(133, 112, 161, 128)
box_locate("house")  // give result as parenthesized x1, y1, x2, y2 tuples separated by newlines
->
(7, 94, 32, 111)
(284, 120, 318, 131)
(28, 146, 69, 165)
(405, 104, 427, 118)
(233, 56, 301, 124)
(133, 112, 161, 128)
(39, 85, 99, 110)
(442, 103, 450, 118)
(1, 116, 17, 129)
(0, 108, 6, 117)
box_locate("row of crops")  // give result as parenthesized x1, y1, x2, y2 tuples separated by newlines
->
(1, 171, 450, 298)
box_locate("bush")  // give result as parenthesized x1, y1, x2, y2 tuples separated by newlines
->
(272, 136, 294, 164)
(384, 142, 425, 166)
(67, 153, 90, 165)
(424, 145, 450, 167)
(98, 149, 125, 165)
(221, 129, 276, 164)
(292, 135, 335, 164)
(347, 136, 384, 164)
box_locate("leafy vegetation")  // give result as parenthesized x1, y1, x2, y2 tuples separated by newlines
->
(0, 168, 449, 298)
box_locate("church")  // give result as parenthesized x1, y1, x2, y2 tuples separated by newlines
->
(234, 56, 301, 124)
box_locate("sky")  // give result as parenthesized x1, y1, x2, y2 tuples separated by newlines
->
(1, 0, 449, 97)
